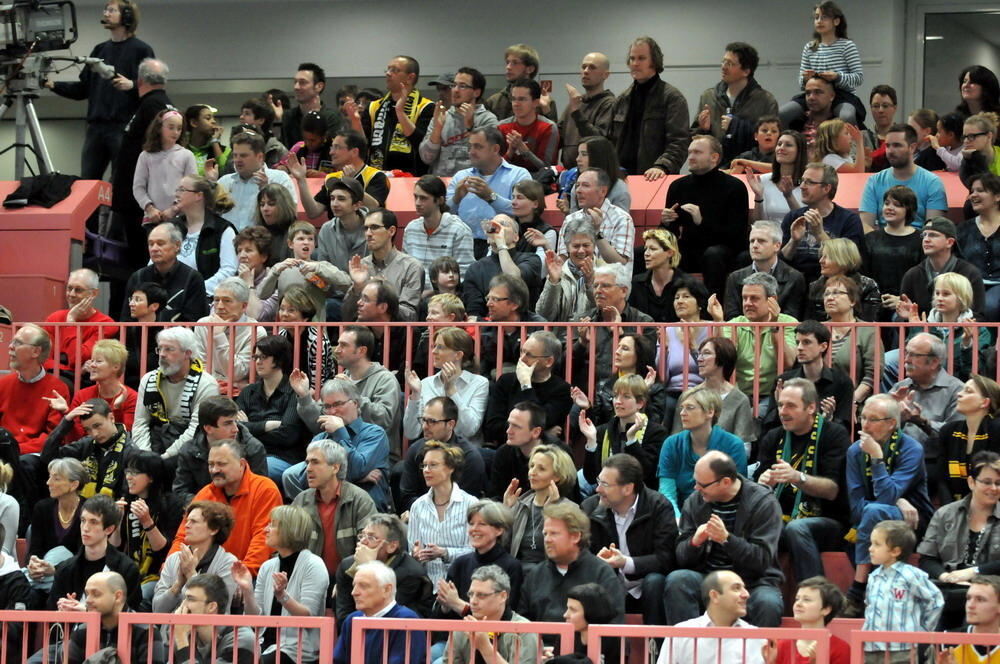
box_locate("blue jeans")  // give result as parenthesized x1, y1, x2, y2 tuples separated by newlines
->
(880, 348, 901, 393)
(282, 461, 308, 499)
(781, 517, 846, 583)
(267, 456, 294, 495)
(664, 569, 784, 627)
(854, 503, 902, 564)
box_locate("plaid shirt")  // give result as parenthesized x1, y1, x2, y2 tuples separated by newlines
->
(863, 561, 944, 651)
(558, 198, 635, 279)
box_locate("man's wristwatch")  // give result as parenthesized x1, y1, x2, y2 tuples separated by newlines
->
(595, 232, 604, 240)
(489, 192, 498, 203)
(797, 472, 807, 485)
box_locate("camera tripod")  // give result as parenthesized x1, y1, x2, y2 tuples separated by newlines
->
(0, 56, 55, 180)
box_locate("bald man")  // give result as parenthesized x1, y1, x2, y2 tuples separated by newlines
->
(559, 52, 615, 168)
(44, 268, 119, 374)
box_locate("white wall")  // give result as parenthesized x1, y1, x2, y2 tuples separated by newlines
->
(922, 14, 1000, 115)
(2, 0, 909, 177)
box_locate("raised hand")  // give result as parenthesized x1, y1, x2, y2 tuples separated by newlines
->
(286, 151, 307, 180)
(745, 170, 764, 199)
(544, 250, 564, 284)
(707, 293, 724, 322)
(349, 254, 370, 289)
(697, 104, 711, 131)
(680, 203, 702, 225)
(578, 409, 597, 443)
(405, 368, 422, 395)
(231, 561, 253, 593)
(288, 368, 310, 397)
(570, 386, 591, 410)
(502, 478, 522, 507)
(43, 389, 69, 413)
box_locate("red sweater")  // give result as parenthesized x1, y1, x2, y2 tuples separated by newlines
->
(43, 309, 119, 372)
(66, 384, 138, 440)
(0, 371, 69, 453)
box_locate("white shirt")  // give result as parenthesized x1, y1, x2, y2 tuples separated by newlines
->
(657, 614, 766, 664)
(612, 496, 641, 597)
(371, 600, 398, 618)
(407, 482, 476, 585)
(402, 370, 489, 442)
(219, 167, 299, 231)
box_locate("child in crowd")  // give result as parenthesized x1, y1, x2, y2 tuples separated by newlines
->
(730, 115, 781, 173)
(183, 104, 230, 175)
(132, 109, 196, 225)
(930, 112, 965, 173)
(277, 110, 334, 177)
(258, 222, 349, 322)
(812, 118, 865, 173)
(909, 108, 947, 171)
(862, 520, 943, 664)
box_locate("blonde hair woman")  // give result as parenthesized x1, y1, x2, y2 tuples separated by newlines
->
(628, 228, 690, 322)
(806, 237, 881, 321)
(505, 444, 577, 570)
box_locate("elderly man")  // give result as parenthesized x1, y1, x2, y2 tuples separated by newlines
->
(667, 451, 784, 627)
(168, 439, 282, 576)
(171, 573, 257, 664)
(709, 272, 797, 409)
(334, 514, 434, 625)
(419, 66, 499, 177)
(843, 394, 934, 614)
(537, 218, 597, 322)
(559, 52, 615, 168)
(658, 570, 767, 664)
(44, 268, 118, 375)
(217, 132, 297, 231)
(122, 222, 209, 323)
(755, 379, 850, 585)
(285, 378, 391, 509)
(292, 439, 377, 583)
(1, 324, 67, 454)
(571, 263, 655, 386)
(448, 565, 538, 664)
(192, 277, 267, 392)
(462, 215, 542, 317)
(724, 220, 807, 321)
(582, 454, 678, 625)
(133, 327, 220, 459)
(558, 168, 635, 279)
(334, 561, 427, 664)
(519, 502, 625, 625)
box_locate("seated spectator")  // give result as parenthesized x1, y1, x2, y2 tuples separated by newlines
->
(2, 324, 68, 454)
(446, 565, 537, 664)
(742, 130, 806, 225)
(939, 575, 1000, 660)
(0, 465, 15, 557)
(415, 262, 465, 332)
(291, 438, 376, 583)
(312, 176, 366, 273)
(396, 397, 485, 512)
(909, 108, 947, 172)
(169, 573, 257, 664)
(419, 66, 499, 177)
(823, 275, 880, 405)
(296, 129, 389, 220)
(218, 132, 298, 231)
(133, 327, 220, 458)
(407, 441, 476, 584)
(863, 186, 923, 314)
(47, 339, 137, 442)
(193, 278, 267, 392)
(133, 109, 196, 225)
(571, 264, 656, 387)
(780, 163, 864, 285)
(171, 175, 239, 296)
(234, 226, 279, 323)
(628, 228, 692, 323)
(0, 522, 28, 659)
(238, 97, 286, 167)
(729, 115, 781, 174)
(558, 52, 615, 170)
(505, 444, 577, 568)
(860, 520, 943, 657)
(463, 215, 542, 318)
(562, 583, 620, 664)
(959, 113, 1000, 189)
(582, 454, 677, 625)
(918, 451, 1000, 630)
(812, 118, 865, 172)
(959, 173, 1000, 321)
(658, 570, 767, 664)
(660, 136, 747, 295)
(497, 78, 559, 173)
(251, 184, 296, 265)
(723, 220, 807, 321)
(333, 561, 427, 664)
(335, 514, 433, 625)
(693, 42, 778, 164)
(404, 327, 488, 443)
(44, 268, 118, 376)
(755, 379, 851, 585)
(122, 221, 209, 323)
(510, 179, 556, 270)
(807, 238, 880, 322)
(40, 398, 134, 500)
(518, 502, 625, 625)
(24, 459, 87, 607)
(275, 286, 335, 383)
(235, 335, 305, 487)
(48, 495, 141, 610)
(859, 124, 948, 231)
(483, 330, 572, 446)
(843, 395, 934, 612)
(670, 337, 755, 444)
(183, 104, 229, 175)
(767, 577, 850, 664)
(490, 402, 567, 496)
(433, 500, 522, 618)
(864, 85, 898, 172)
(123, 283, 165, 387)
(111, 450, 185, 609)
(279, 110, 335, 176)
(172, 396, 268, 504)
(559, 136, 631, 215)
(667, 451, 784, 627)
(661, 276, 711, 420)
(403, 175, 475, 281)
(152, 501, 238, 613)
(708, 272, 797, 409)
(341, 209, 425, 322)
(937, 375, 1000, 503)
(168, 439, 282, 576)
(658, 385, 749, 519)
(259, 221, 350, 323)
(558, 168, 635, 278)
(580, 375, 668, 492)
(536, 219, 597, 323)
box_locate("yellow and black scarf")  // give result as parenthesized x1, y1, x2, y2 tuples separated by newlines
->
(81, 424, 128, 499)
(775, 415, 824, 521)
(368, 90, 432, 168)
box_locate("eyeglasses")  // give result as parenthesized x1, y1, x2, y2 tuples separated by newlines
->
(420, 462, 444, 471)
(520, 351, 552, 360)
(419, 417, 452, 425)
(155, 346, 181, 354)
(486, 296, 510, 303)
(859, 416, 894, 423)
(799, 178, 823, 186)
(322, 399, 350, 410)
(451, 83, 473, 90)
(596, 479, 621, 489)
(963, 132, 990, 142)
(251, 353, 269, 361)
(823, 290, 849, 298)
(357, 532, 384, 544)
(363, 224, 387, 232)
(695, 477, 724, 489)
(467, 591, 500, 600)
(974, 478, 1000, 488)
(678, 403, 702, 413)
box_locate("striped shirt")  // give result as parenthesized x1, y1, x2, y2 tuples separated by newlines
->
(557, 198, 636, 280)
(706, 497, 740, 570)
(863, 562, 944, 651)
(407, 482, 477, 584)
(798, 38, 864, 92)
(402, 212, 476, 280)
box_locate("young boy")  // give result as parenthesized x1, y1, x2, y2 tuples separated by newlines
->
(258, 221, 349, 322)
(863, 520, 944, 664)
(730, 115, 780, 172)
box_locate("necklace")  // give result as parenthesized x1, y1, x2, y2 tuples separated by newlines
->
(57, 501, 77, 526)
(433, 485, 452, 507)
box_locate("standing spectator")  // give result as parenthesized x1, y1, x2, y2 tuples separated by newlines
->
(280, 63, 344, 150)
(484, 44, 558, 123)
(956, 66, 1000, 117)
(419, 67, 499, 177)
(559, 52, 615, 169)
(133, 109, 195, 224)
(864, 85, 898, 172)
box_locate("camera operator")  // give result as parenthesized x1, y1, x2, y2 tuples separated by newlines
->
(43, 1, 154, 180)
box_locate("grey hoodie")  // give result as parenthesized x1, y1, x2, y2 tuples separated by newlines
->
(419, 104, 499, 176)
